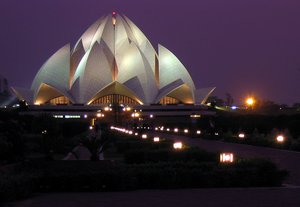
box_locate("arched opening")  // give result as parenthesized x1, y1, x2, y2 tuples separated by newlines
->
(90, 94, 140, 105)
(159, 96, 180, 105)
(47, 96, 70, 105)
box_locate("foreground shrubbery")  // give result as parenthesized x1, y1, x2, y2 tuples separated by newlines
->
(124, 148, 217, 164)
(0, 159, 288, 201)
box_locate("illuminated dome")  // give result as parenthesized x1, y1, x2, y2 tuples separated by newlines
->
(12, 13, 215, 106)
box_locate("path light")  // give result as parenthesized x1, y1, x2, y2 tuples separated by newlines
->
(238, 133, 245, 138)
(184, 129, 189, 133)
(196, 130, 201, 135)
(155, 127, 158, 131)
(166, 128, 170, 131)
(174, 128, 178, 133)
(128, 131, 133, 135)
(134, 132, 138, 136)
(173, 142, 183, 149)
(89, 126, 93, 130)
(131, 112, 140, 118)
(276, 135, 285, 143)
(142, 134, 147, 139)
(220, 153, 234, 163)
(153, 137, 160, 142)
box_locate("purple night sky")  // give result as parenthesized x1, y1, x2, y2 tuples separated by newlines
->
(1, 0, 300, 105)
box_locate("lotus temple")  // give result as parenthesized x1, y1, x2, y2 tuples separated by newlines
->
(12, 13, 214, 107)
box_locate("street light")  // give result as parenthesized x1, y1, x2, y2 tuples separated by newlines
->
(245, 97, 255, 109)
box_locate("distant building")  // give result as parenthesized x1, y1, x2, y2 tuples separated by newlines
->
(12, 13, 215, 106)
(0, 74, 13, 106)
(0, 74, 9, 95)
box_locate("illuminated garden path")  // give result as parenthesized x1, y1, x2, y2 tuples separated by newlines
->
(155, 132, 300, 186)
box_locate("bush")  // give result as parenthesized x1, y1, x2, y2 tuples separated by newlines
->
(124, 147, 217, 164)
(0, 173, 38, 201)
(0, 158, 288, 201)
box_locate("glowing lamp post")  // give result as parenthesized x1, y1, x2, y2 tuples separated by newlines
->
(153, 137, 160, 142)
(173, 142, 183, 149)
(245, 97, 255, 109)
(276, 135, 285, 143)
(220, 153, 234, 163)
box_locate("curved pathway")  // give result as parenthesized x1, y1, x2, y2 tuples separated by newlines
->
(155, 132, 300, 185)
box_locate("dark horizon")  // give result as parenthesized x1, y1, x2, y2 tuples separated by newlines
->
(1, 0, 300, 105)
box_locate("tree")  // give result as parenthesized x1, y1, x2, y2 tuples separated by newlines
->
(81, 122, 113, 161)
(206, 96, 224, 107)
(225, 93, 234, 106)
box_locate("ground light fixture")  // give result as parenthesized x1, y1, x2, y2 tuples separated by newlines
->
(142, 134, 147, 139)
(104, 106, 111, 111)
(184, 129, 188, 133)
(173, 142, 183, 149)
(153, 137, 160, 142)
(131, 112, 140, 118)
(196, 130, 201, 134)
(276, 135, 285, 143)
(174, 128, 178, 133)
(238, 133, 245, 138)
(220, 153, 234, 163)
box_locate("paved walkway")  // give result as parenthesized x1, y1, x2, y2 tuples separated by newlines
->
(155, 132, 300, 185)
(6, 187, 300, 207)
